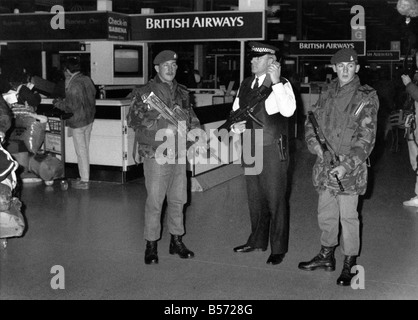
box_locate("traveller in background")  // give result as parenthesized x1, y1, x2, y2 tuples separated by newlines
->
(401, 51, 418, 207)
(53, 57, 96, 190)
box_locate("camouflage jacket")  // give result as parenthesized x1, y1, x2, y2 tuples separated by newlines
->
(127, 75, 201, 162)
(305, 75, 379, 195)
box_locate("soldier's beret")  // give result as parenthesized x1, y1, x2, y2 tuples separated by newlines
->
(248, 41, 279, 58)
(331, 48, 358, 64)
(153, 50, 178, 65)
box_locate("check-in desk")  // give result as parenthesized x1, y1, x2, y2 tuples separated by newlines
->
(39, 97, 241, 188)
(39, 98, 140, 183)
(190, 88, 234, 107)
(300, 82, 327, 115)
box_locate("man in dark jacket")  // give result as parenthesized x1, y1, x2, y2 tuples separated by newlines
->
(128, 50, 201, 265)
(54, 57, 96, 190)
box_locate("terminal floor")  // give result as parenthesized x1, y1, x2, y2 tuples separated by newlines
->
(1, 138, 418, 300)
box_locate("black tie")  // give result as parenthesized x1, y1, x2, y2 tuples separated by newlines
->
(254, 77, 259, 89)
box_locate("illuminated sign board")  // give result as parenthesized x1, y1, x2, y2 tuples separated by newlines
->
(366, 50, 400, 61)
(0, 12, 128, 41)
(289, 40, 366, 56)
(130, 11, 265, 42)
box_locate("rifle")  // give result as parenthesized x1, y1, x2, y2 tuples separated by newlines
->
(141, 92, 219, 161)
(307, 111, 345, 192)
(218, 85, 270, 132)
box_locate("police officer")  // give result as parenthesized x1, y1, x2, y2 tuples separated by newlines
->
(298, 48, 379, 286)
(231, 42, 296, 265)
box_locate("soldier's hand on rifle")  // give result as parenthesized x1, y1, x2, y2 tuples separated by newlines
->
(313, 144, 324, 161)
(195, 142, 208, 157)
(231, 120, 247, 134)
(401, 74, 412, 86)
(165, 123, 178, 136)
(329, 165, 347, 180)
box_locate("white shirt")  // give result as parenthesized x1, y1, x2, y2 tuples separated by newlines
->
(232, 74, 296, 117)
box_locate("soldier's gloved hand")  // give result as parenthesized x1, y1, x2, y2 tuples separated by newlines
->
(313, 144, 324, 161)
(329, 165, 347, 180)
(164, 123, 178, 136)
(231, 120, 247, 134)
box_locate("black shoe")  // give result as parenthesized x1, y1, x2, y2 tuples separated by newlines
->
(144, 241, 158, 265)
(169, 235, 195, 259)
(266, 253, 285, 265)
(233, 244, 266, 253)
(336, 255, 357, 286)
(298, 246, 336, 271)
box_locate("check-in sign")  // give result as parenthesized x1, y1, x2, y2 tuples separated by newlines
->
(366, 50, 400, 61)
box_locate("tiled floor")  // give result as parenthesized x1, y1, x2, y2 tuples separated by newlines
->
(1, 138, 418, 300)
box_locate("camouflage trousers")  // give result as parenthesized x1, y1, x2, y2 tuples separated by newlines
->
(143, 158, 187, 241)
(317, 189, 360, 256)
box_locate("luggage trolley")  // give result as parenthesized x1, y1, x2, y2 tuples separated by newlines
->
(43, 116, 67, 189)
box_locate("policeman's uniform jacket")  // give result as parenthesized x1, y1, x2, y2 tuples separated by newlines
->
(237, 76, 290, 147)
(305, 75, 379, 195)
(128, 75, 201, 161)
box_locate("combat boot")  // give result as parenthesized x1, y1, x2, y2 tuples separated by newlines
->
(298, 246, 336, 271)
(144, 241, 158, 265)
(169, 235, 195, 259)
(336, 255, 357, 286)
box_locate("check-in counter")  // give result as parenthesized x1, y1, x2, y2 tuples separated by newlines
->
(190, 88, 235, 107)
(38, 97, 240, 187)
(300, 82, 327, 114)
(39, 98, 140, 183)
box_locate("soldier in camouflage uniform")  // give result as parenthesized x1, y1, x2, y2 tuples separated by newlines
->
(127, 50, 201, 265)
(298, 49, 379, 286)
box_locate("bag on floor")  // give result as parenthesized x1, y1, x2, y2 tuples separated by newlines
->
(22, 114, 48, 154)
(29, 153, 64, 182)
(0, 197, 24, 238)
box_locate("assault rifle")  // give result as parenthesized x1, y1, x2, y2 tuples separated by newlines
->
(142, 92, 190, 132)
(217, 80, 272, 133)
(141, 92, 219, 161)
(307, 111, 345, 192)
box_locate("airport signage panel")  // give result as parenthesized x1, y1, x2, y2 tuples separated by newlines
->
(366, 50, 400, 61)
(289, 40, 366, 56)
(107, 12, 129, 41)
(130, 11, 265, 42)
(0, 11, 128, 41)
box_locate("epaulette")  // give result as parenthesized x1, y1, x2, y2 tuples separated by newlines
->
(279, 77, 289, 85)
(358, 84, 376, 97)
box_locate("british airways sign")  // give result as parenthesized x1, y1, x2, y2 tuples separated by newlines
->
(130, 11, 265, 42)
